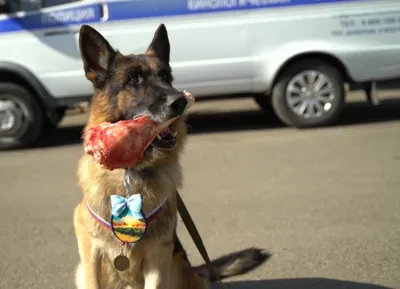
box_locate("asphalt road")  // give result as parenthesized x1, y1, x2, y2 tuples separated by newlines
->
(0, 92, 400, 289)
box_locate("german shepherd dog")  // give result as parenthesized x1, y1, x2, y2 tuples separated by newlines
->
(73, 24, 268, 289)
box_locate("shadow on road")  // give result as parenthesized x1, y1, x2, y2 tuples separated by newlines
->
(337, 99, 400, 127)
(187, 98, 400, 135)
(33, 98, 400, 149)
(36, 124, 84, 148)
(206, 247, 393, 289)
(218, 278, 392, 289)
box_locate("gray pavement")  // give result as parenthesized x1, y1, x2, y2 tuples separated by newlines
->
(0, 93, 400, 289)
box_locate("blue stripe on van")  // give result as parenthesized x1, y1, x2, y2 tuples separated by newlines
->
(0, 0, 359, 34)
(0, 3, 102, 33)
(107, 0, 359, 22)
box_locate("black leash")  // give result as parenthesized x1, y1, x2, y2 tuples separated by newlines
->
(176, 191, 226, 289)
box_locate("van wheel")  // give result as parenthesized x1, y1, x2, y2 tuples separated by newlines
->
(271, 59, 345, 128)
(0, 83, 43, 150)
(254, 94, 274, 114)
(44, 106, 67, 131)
(253, 94, 282, 123)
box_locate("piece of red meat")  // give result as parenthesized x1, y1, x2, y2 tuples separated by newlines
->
(83, 90, 194, 170)
(83, 116, 158, 170)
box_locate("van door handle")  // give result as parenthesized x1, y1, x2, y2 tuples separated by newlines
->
(43, 29, 76, 36)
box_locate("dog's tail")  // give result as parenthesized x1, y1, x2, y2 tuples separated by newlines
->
(192, 247, 270, 282)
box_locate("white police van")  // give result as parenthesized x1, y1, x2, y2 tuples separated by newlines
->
(0, 0, 399, 149)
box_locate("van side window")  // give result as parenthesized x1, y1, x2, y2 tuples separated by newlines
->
(0, 0, 82, 15)
(9, 0, 42, 13)
(42, 0, 81, 9)
(0, 0, 10, 14)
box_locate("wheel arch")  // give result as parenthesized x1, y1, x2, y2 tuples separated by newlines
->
(270, 52, 353, 90)
(0, 62, 57, 112)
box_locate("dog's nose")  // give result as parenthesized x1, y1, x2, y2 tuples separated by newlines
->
(167, 93, 188, 116)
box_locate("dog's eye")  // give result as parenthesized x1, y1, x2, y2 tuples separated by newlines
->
(129, 74, 141, 85)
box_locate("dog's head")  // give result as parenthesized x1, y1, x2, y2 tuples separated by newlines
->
(79, 24, 189, 169)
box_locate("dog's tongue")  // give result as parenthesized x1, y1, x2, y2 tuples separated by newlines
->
(160, 128, 170, 138)
(83, 90, 195, 170)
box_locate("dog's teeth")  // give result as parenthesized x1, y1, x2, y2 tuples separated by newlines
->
(157, 135, 163, 140)
(172, 131, 177, 137)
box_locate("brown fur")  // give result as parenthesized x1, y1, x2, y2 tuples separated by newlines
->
(73, 24, 268, 289)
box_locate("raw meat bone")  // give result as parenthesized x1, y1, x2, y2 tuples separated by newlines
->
(83, 91, 195, 170)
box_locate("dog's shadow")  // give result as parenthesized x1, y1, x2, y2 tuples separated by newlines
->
(207, 249, 393, 289)
(215, 279, 392, 289)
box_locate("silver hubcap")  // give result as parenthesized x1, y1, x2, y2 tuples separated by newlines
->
(286, 70, 335, 119)
(0, 99, 24, 136)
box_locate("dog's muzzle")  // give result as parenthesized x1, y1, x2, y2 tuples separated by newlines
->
(166, 92, 189, 118)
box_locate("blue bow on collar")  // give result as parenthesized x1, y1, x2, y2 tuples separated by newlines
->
(111, 194, 143, 219)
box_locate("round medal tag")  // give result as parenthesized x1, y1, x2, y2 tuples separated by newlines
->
(114, 254, 130, 271)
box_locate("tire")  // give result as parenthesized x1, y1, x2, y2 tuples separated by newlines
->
(254, 93, 274, 114)
(253, 94, 281, 123)
(0, 83, 43, 150)
(271, 59, 345, 128)
(43, 106, 67, 131)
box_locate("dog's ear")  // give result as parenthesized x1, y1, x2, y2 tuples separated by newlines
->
(79, 25, 116, 87)
(146, 24, 170, 64)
